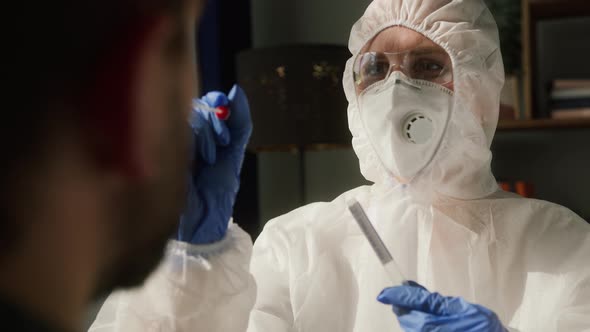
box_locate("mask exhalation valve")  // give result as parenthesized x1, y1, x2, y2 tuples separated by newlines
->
(403, 114, 434, 144)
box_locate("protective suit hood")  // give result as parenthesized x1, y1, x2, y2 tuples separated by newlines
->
(343, 0, 505, 200)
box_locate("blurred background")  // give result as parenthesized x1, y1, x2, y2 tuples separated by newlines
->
(197, 0, 590, 241)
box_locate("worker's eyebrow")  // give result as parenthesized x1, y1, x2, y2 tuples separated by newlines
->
(410, 46, 448, 56)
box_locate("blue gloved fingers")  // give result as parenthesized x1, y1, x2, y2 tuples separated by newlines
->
(189, 190, 234, 244)
(403, 280, 428, 290)
(224, 85, 253, 176)
(207, 110, 230, 146)
(189, 103, 216, 164)
(451, 304, 506, 331)
(399, 306, 505, 332)
(176, 87, 250, 246)
(203, 91, 230, 144)
(227, 84, 253, 149)
(399, 281, 468, 316)
(378, 285, 461, 316)
(398, 310, 457, 332)
(190, 99, 232, 164)
(177, 179, 205, 242)
(378, 285, 430, 307)
(192, 94, 230, 147)
(193, 114, 217, 165)
(203, 91, 230, 108)
(379, 283, 508, 332)
(397, 280, 428, 314)
(379, 286, 425, 316)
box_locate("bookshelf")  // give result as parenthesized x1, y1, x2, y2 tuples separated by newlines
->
(522, 0, 590, 119)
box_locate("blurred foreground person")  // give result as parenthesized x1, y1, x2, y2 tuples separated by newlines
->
(0, 0, 245, 331)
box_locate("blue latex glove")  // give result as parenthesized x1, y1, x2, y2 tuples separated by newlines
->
(378, 281, 508, 332)
(177, 84, 252, 244)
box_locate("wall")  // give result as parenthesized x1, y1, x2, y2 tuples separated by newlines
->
(258, 149, 368, 224)
(250, 0, 371, 227)
(251, 0, 370, 47)
(492, 129, 590, 219)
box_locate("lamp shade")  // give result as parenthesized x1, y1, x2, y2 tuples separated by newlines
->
(236, 45, 352, 150)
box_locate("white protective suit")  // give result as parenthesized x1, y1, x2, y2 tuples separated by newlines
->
(247, 0, 590, 331)
(90, 0, 590, 331)
(89, 224, 256, 331)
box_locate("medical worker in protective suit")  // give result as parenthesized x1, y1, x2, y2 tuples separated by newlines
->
(243, 1, 590, 331)
(91, 0, 590, 331)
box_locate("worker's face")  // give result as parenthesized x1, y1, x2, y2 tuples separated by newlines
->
(96, 0, 204, 296)
(354, 26, 454, 94)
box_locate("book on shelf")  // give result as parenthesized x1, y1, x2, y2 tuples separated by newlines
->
(550, 98, 590, 109)
(535, 17, 590, 118)
(549, 78, 590, 118)
(551, 108, 590, 120)
(553, 79, 590, 90)
(551, 87, 590, 100)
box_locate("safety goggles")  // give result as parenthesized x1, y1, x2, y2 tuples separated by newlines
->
(353, 49, 453, 92)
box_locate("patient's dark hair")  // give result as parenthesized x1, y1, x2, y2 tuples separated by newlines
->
(0, 0, 185, 252)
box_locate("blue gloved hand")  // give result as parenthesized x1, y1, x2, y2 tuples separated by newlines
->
(378, 281, 508, 332)
(176, 84, 252, 244)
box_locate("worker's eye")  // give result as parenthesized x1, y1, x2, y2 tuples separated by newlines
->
(355, 52, 390, 89)
(411, 58, 445, 79)
(362, 60, 389, 79)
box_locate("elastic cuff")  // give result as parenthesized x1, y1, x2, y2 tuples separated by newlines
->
(167, 226, 237, 258)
